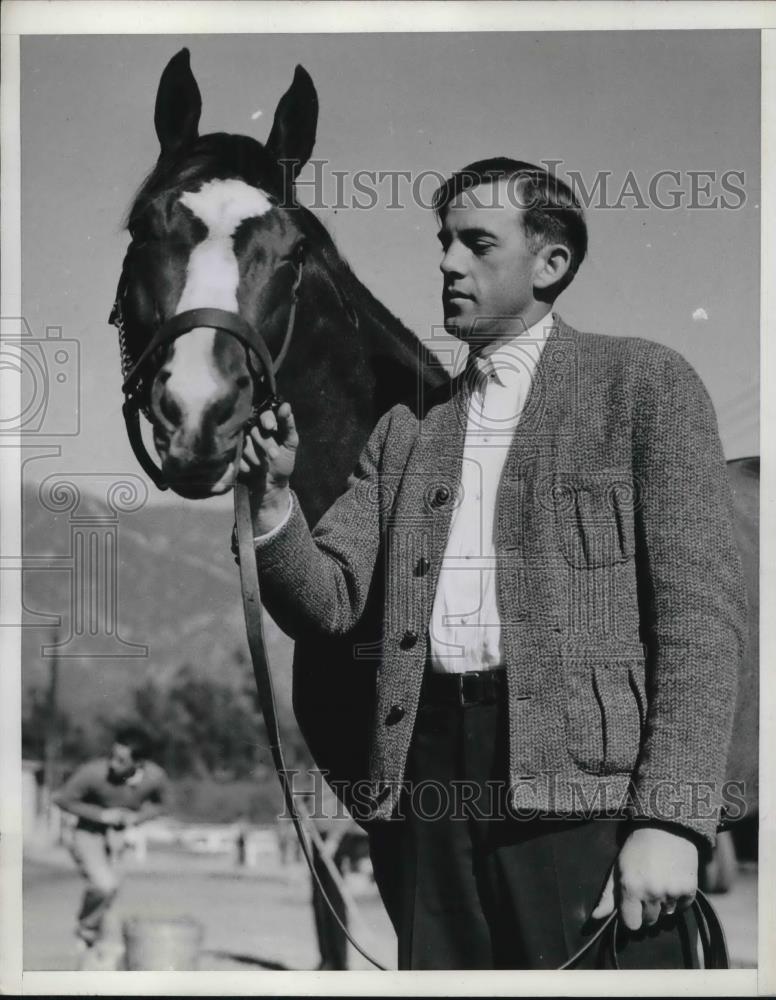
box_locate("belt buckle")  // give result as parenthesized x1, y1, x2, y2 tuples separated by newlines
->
(458, 672, 480, 707)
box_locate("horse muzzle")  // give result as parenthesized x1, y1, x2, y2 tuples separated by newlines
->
(154, 425, 246, 498)
(162, 459, 240, 499)
(115, 258, 302, 496)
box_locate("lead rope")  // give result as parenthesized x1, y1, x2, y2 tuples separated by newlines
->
(231, 262, 386, 968)
(114, 258, 385, 967)
(557, 889, 729, 969)
(234, 262, 386, 969)
(234, 476, 386, 971)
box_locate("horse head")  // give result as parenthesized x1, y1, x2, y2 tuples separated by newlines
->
(113, 49, 319, 499)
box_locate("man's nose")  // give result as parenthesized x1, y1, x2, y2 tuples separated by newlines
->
(440, 242, 465, 277)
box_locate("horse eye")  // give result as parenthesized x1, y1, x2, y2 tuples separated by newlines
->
(283, 242, 305, 264)
(129, 230, 150, 251)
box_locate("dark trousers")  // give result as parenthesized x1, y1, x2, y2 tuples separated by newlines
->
(69, 828, 121, 944)
(368, 683, 699, 970)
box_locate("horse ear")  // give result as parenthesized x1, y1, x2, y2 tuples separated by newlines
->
(154, 48, 202, 156)
(265, 65, 318, 180)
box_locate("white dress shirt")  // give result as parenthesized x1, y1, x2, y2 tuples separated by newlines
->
(254, 314, 552, 675)
(428, 315, 551, 673)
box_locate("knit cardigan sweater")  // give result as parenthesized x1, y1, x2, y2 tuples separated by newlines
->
(256, 317, 747, 846)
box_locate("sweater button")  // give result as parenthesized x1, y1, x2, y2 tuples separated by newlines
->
(385, 705, 405, 726)
(432, 485, 451, 507)
(400, 630, 418, 650)
(414, 558, 430, 577)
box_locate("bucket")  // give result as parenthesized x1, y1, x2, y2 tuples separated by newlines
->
(122, 916, 204, 970)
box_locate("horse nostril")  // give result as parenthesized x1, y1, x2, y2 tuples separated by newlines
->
(236, 375, 251, 390)
(210, 386, 242, 428)
(158, 387, 181, 424)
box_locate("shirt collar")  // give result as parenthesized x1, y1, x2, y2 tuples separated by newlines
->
(471, 312, 554, 387)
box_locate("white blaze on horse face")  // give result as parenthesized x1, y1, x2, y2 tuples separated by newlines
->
(177, 179, 273, 313)
(165, 179, 273, 427)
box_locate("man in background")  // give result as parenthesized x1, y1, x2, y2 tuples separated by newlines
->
(53, 725, 170, 959)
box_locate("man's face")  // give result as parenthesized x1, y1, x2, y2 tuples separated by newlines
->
(108, 742, 137, 780)
(438, 179, 541, 343)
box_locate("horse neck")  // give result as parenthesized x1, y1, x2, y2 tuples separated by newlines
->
(309, 238, 440, 392)
(281, 250, 441, 523)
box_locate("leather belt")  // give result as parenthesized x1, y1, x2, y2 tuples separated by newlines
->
(421, 668, 506, 707)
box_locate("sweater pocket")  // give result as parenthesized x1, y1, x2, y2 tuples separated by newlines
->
(550, 469, 637, 569)
(564, 655, 646, 775)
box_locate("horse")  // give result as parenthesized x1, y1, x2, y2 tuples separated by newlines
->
(113, 48, 447, 520)
(110, 48, 448, 832)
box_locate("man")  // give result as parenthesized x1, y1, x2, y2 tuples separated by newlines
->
(52, 726, 170, 956)
(237, 159, 746, 968)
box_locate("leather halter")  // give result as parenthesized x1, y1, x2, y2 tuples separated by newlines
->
(117, 255, 303, 491)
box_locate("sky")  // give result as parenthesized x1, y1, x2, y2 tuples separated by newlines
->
(19, 30, 760, 512)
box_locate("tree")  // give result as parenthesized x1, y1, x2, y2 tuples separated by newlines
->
(114, 665, 270, 780)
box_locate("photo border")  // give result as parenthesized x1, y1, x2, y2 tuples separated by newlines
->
(1, 2, 772, 995)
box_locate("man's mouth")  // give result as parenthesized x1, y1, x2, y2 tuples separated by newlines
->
(444, 289, 474, 309)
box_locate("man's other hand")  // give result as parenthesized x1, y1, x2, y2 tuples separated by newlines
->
(237, 402, 298, 495)
(100, 808, 129, 828)
(591, 826, 698, 930)
(237, 402, 298, 536)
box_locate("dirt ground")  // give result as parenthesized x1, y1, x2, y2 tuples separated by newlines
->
(23, 847, 395, 972)
(22, 847, 757, 973)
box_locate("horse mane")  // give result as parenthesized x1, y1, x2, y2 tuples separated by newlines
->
(124, 132, 447, 397)
(291, 207, 445, 386)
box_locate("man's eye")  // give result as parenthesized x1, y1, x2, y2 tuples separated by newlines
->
(472, 241, 494, 255)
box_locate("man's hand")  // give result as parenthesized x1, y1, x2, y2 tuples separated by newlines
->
(237, 402, 299, 535)
(100, 807, 129, 828)
(238, 403, 298, 492)
(591, 826, 698, 930)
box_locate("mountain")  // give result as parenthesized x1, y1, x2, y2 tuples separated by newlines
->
(21, 480, 295, 727)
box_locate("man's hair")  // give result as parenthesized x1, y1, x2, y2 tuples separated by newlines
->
(432, 157, 587, 296)
(113, 725, 152, 762)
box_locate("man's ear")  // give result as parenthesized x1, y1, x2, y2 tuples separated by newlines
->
(155, 48, 202, 156)
(265, 65, 318, 181)
(534, 243, 572, 296)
